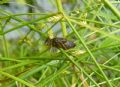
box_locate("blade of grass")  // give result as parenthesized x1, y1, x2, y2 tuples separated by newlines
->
(0, 70, 35, 87)
(60, 49, 100, 87)
(36, 63, 70, 87)
(0, 61, 37, 71)
(0, 18, 10, 57)
(0, 9, 59, 35)
(102, 0, 120, 19)
(91, 76, 120, 87)
(70, 17, 120, 29)
(56, 0, 67, 37)
(64, 15, 113, 87)
(9, 61, 60, 87)
(69, 19, 120, 42)
(0, 8, 47, 38)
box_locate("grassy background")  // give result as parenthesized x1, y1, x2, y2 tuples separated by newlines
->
(0, 0, 120, 87)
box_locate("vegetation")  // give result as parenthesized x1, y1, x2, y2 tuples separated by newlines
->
(0, 0, 120, 87)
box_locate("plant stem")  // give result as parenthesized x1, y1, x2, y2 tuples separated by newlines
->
(102, 0, 120, 19)
(0, 70, 35, 87)
(56, 0, 67, 37)
(64, 15, 113, 87)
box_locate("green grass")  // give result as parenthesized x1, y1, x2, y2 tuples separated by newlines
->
(0, 0, 120, 87)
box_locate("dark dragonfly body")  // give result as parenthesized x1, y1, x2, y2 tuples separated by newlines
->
(45, 37, 76, 50)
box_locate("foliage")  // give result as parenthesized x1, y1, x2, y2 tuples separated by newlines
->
(0, 0, 120, 87)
